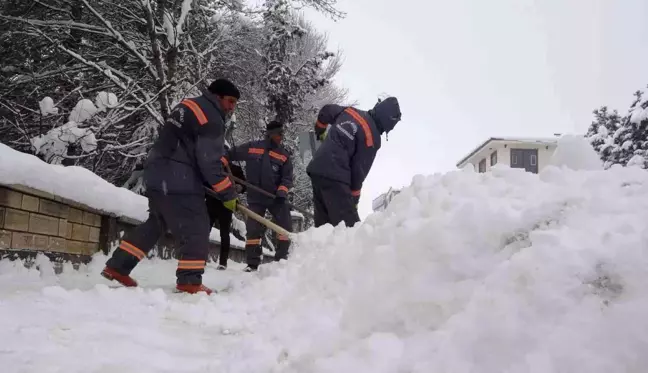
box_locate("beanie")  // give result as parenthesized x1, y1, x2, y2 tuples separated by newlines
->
(266, 120, 284, 135)
(208, 79, 241, 99)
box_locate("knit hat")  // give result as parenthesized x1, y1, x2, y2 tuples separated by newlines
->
(266, 120, 284, 136)
(208, 79, 241, 99)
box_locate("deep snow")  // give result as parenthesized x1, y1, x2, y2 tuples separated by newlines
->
(2, 137, 648, 372)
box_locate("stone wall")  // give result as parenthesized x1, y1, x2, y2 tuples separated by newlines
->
(0, 186, 101, 256)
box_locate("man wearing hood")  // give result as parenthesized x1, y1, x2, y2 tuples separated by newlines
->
(307, 97, 402, 228)
(224, 120, 294, 272)
(100, 79, 240, 295)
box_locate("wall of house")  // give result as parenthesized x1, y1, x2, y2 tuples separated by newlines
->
(465, 141, 557, 173)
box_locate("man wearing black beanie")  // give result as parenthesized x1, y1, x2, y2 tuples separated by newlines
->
(101, 78, 241, 295)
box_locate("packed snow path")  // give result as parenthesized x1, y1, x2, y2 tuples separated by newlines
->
(3, 148, 648, 371)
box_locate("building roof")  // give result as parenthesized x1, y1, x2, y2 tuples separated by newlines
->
(456, 136, 559, 167)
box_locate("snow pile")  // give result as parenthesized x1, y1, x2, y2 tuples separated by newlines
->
(627, 154, 646, 168)
(2, 139, 648, 371)
(549, 134, 603, 171)
(31, 122, 98, 164)
(38, 97, 59, 116)
(95, 91, 118, 112)
(68, 98, 98, 123)
(0, 143, 243, 246)
(1, 142, 148, 221)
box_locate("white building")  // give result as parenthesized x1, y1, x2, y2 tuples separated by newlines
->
(456, 136, 560, 173)
(372, 187, 401, 212)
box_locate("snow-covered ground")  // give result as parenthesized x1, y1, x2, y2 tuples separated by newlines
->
(3, 136, 648, 372)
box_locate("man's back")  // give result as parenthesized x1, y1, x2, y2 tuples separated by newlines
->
(144, 92, 231, 197)
(307, 106, 382, 194)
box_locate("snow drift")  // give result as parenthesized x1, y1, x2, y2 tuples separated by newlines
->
(2, 138, 648, 372)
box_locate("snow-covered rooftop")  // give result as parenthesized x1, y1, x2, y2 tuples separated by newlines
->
(456, 136, 562, 167)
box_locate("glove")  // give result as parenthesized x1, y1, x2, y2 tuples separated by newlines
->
(276, 186, 288, 202)
(223, 198, 238, 212)
(318, 130, 328, 141)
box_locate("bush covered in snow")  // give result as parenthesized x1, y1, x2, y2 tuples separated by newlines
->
(586, 87, 648, 169)
(30, 94, 112, 164)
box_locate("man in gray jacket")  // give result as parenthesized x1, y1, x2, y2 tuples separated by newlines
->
(101, 79, 240, 295)
(307, 97, 402, 228)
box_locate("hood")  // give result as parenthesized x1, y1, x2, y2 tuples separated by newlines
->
(370, 97, 401, 134)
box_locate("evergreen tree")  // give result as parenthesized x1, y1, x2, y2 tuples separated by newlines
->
(588, 88, 648, 169)
(585, 106, 622, 167)
(607, 90, 648, 168)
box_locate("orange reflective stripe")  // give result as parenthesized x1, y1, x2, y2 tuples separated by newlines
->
(181, 99, 208, 126)
(119, 240, 145, 260)
(278, 185, 289, 193)
(248, 148, 264, 155)
(278, 235, 290, 241)
(246, 238, 262, 245)
(351, 190, 361, 197)
(212, 177, 232, 192)
(178, 260, 205, 270)
(269, 151, 287, 163)
(344, 108, 374, 147)
(221, 156, 229, 167)
(316, 120, 327, 129)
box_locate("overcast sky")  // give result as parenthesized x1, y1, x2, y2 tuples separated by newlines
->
(303, 0, 648, 218)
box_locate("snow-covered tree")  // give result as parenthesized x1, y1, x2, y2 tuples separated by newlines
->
(587, 88, 648, 169)
(0, 0, 347, 228)
(585, 106, 622, 166)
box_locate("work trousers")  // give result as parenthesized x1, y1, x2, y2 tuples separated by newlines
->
(310, 175, 360, 228)
(245, 200, 292, 267)
(105, 190, 211, 285)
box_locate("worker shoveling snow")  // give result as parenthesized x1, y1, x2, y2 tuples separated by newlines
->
(2, 136, 648, 372)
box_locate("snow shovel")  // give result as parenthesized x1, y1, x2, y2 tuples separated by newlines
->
(203, 186, 291, 238)
(226, 174, 315, 220)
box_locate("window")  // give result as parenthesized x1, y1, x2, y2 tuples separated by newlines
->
(478, 158, 486, 173)
(490, 151, 497, 166)
(530, 154, 537, 166)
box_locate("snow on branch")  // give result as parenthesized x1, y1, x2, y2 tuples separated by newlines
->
(162, 0, 194, 47)
(33, 28, 163, 125)
(0, 14, 110, 35)
(79, 0, 159, 81)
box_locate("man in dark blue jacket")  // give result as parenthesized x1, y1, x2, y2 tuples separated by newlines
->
(307, 97, 402, 228)
(101, 79, 240, 295)
(226, 121, 293, 272)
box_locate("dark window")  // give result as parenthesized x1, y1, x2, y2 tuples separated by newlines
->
(510, 148, 539, 173)
(490, 151, 497, 166)
(478, 158, 486, 173)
